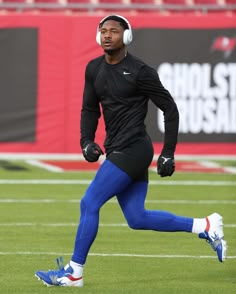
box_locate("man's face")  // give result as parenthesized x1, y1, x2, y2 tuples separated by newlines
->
(100, 20, 125, 54)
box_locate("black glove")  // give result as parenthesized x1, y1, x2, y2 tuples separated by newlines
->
(82, 141, 104, 162)
(157, 153, 175, 177)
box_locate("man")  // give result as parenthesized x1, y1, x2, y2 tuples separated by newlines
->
(35, 15, 227, 288)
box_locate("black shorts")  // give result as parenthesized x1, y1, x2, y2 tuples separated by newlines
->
(106, 134, 154, 182)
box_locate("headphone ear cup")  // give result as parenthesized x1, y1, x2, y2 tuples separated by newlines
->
(96, 31, 101, 45)
(123, 29, 133, 45)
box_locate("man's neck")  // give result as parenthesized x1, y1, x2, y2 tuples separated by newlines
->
(105, 49, 127, 65)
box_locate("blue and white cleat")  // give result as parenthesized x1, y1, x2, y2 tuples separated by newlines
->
(199, 213, 227, 262)
(57, 264, 83, 287)
(35, 257, 83, 287)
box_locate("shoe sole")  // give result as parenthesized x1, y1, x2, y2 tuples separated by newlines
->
(35, 273, 83, 287)
(218, 239, 227, 262)
(35, 274, 55, 287)
(57, 277, 84, 287)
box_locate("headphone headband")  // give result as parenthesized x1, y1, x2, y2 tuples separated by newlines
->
(99, 15, 131, 30)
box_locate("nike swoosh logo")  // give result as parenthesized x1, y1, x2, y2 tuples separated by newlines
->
(123, 71, 131, 75)
(67, 275, 83, 282)
(112, 151, 123, 154)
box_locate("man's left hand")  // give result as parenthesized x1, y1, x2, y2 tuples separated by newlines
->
(157, 153, 175, 177)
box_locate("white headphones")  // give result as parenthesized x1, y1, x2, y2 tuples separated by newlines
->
(96, 15, 133, 46)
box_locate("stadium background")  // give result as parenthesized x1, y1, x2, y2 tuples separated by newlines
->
(0, 1, 235, 156)
(0, 5, 235, 294)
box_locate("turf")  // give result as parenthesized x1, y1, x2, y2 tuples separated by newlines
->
(0, 160, 235, 294)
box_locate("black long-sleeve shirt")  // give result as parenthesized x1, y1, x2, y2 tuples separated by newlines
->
(80, 52, 179, 155)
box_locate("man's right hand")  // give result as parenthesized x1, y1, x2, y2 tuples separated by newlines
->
(82, 141, 104, 162)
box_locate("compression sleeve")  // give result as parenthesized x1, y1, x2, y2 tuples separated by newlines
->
(80, 62, 101, 148)
(137, 65, 179, 154)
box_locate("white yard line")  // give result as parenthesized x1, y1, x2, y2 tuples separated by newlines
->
(199, 160, 221, 168)
(148, 180, 236, 186)
(0, 251, 235, 259)
(0, 222, 235, 228)
(224, 166, 236, 174)
(0, 179, 235, 185)
(26, 159, 64, 172)
(0, 153, 236, 160)
(0, 153, 85, 160)
(25, 158, 236, 174)
(199, 160, 236, 174)
(0, 199, 235, 204)
(0, 179, 91, 185)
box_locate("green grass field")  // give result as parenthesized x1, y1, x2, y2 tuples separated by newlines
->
(0, 159, 235, 294)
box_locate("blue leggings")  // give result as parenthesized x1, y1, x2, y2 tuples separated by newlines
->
(71, 160, 193, 265)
